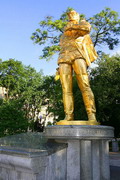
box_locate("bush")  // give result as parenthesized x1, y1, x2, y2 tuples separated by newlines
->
(0, 100, 29, 137)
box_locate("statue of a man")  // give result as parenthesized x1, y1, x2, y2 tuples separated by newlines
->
(57, 10, 98, 124)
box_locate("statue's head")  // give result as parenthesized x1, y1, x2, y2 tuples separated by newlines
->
(67, 10, 80, 22)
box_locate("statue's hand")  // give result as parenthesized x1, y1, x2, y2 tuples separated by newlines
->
(55, 68, 60, 81)
(55, 75, 60, 81)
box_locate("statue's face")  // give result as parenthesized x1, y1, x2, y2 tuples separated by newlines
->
(71, 14, 80, 22)
(68, 10, 80, 22)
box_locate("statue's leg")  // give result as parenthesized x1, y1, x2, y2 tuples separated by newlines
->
(72, 59, 97, 121)
(59, 63, 74, 121)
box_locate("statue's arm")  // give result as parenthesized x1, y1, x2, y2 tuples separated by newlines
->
(64, 21, 91, 35)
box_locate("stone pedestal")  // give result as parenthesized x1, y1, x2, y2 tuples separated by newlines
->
(0, 133, 67, 180)
(45, 125, 114, 180)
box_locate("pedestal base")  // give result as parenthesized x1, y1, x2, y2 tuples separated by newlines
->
(45, 125, 114, 180)
(56, 120, 100, 125)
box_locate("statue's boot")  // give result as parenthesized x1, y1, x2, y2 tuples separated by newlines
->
(64, 114, 74, 121)
(88, 113, 96, 121)
(82, 90, 97, 122)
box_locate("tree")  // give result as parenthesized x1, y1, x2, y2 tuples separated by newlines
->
(20, 66, 44, 123)
(0, 59, 25, 99)
(0, 99, 29, 137)
(89, 8, 120, 49)
(0, 59, 45, 135)
(41, 75, 64, 121)
(90, 53, 120, 137)
(31, 7, 120, 60)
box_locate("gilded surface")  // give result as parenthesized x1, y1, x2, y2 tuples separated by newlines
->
(56, 10, 99, 125)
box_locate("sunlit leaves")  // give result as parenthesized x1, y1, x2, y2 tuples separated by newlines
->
(89, 8, 120, 48)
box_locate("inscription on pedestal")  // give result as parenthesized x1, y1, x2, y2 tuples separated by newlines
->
(45, 125, 114, 140)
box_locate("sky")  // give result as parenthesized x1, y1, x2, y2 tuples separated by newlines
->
(0, 0, 120, 75)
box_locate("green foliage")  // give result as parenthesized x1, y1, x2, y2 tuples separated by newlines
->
(31, 14, 66, 61)
(0, 59, 45, 135)
(41, 75, 64, 121)
(19, 66, 44, 122)
(89, 7, 120, 49)
(0, 100, 28, 137)
(90, 54, 120, 137)
(1, 56, 120, 137)
(31, 7, 120, 60)
(0, 59, 25, 99)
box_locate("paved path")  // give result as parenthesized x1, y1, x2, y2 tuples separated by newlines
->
(110, 152, 120, 180)
(110, 152, 120, 167)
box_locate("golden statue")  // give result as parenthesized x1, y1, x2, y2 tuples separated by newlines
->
(56, 10, 99, 125)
